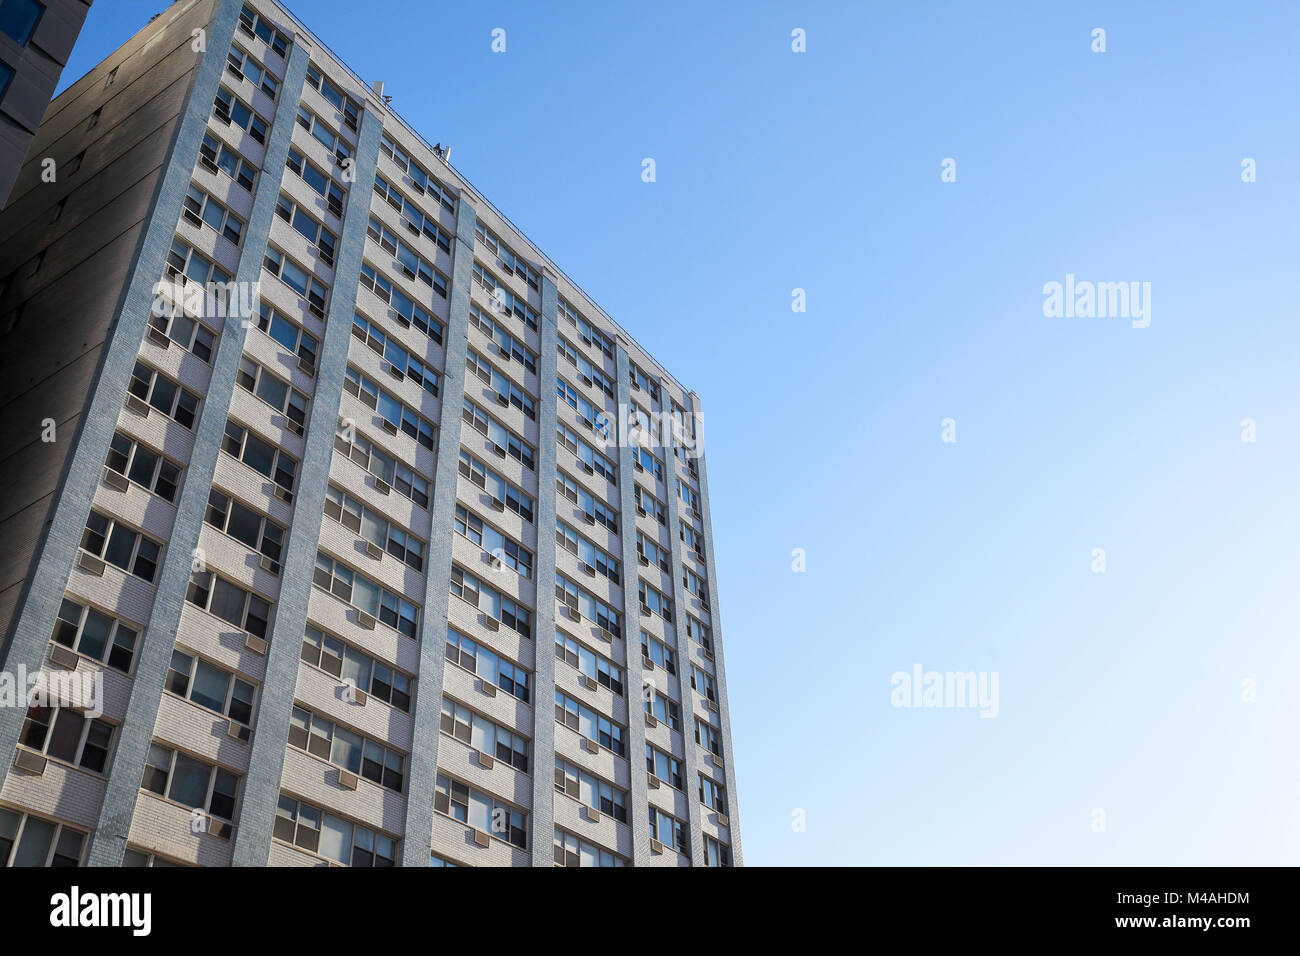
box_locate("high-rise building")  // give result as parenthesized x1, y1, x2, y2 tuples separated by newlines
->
(0, 0, 92, 208)
(0, 0, 739, 867)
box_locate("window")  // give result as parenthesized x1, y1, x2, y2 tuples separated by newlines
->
(19, 705, 113, 773)
(222, 419, 298, 492)
(553, 829, 624, 867)
(687, 615, 713, 653)
(434, 774, 526, 848)
(469, 304, 536, 373)
(683, 566, 708, 600)
(467, 348, 535, 420)
(642, 632, 676, 675)
(80, 510, 161, 582)
(556, 521, 620, 584)
(205, 489, 284, 572)
(257, 302, 318, 370)
(379, 134, 455, 214)
(238, 3, 289, 57)
(213, 86, 268, 143)
(690, 664, 717, 703)
(634, 445, 664, 481)
(648, 806, 688, 856)
(186, 570, 271, 638)
(462, 399, 535, 470)
(553, 759, 628, 822)
(645, 689, 681, 731)
(147, 302, 216, 363)
(166, 650, 255, 726)
(357, 264, 443, 337)
(557, 296, 614, 358)
(454, 505, 532, 577)
(324, 485, 425, 571)
(556, 472, 618, 533)
(333, 430, 429, 508)
(287, 147, 344, 216)
(450, 566, 531, 638)
(199, 132, 255, 191)
(352, 313, 440, 390)
(128, 362, 200, 429)
(263, 247, 327, 317)
(699, 773, 727, 813)
(343, 365, 435, 449)
(646, 743, 683, 789)
(680, 520, 706, 561)
(703, 835, 731, 867)
(635, 484, 667, 526)
(557, 421, 615, 481)
(367, 217, 446, 296)
(439, 698, 529, 771)
(225, 45, 277, 98)
(677, 478, 702, 513)
(637, 532, 670, 574)
(302, 625, 411, 712)
(105, 432, 181, 501)
(276, 193, 337, 266)
(122, 848, 185, 867)
(0, 809, 85, 867)
(296, 106, 350, 162)
(472, 262, 536, 329)
(429, 854, 459, 867)
(274, 795, 397, 866)
(639, 580, 673, 621)
(555, 375, 610, 440)
(444, 628, 530, 702)
(141, 743, 241, 824)
(457, 449, 533, 522)
(695, 717, 722, 757)
(630, 362, 661, 401)
(50, 598, 139, 673)
(556, 335, 615, 398)
(182, 184, 243, 244)
(553, 690, 624, 756)
(237, 356, 309, 429)
(313, 552, 419, 637)
(474, 222, 540, 290)
(289, 706, 405, 792)
(373, 175, 453, 251)
(165, 238, 231, 287)
(305, 64, 359, 130)
(556, 574, 621, 637)
(0, 0, 43, 46)
(554, 631, 623, 695)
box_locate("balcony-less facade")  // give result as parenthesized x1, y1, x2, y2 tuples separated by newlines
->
(0, 0, 738, 867)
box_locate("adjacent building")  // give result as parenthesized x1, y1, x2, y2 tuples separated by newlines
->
(0, 0, 739, 867)
(0, 0, 92, 208)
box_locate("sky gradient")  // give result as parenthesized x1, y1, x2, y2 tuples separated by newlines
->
(59, 1, 1300, 865)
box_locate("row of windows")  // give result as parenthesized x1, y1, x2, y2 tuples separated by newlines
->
(450, 566, 531, 638)
(554, 690, 624, 756)
(51, 598, 138, 674)
(263, 246, 327, 318)
(557, 295, 614, 358)
(367, 216, 446, 296)
(467, 347, 535, 420)
(238, 3, 289, 58)
(344, 364, 435, 449)
(462, 398, 535, 470)
(334, 426, 430, 509)
(556, 520, 620, 584)
(379, 134, 455, 214)
(237, 354, 309, 429)
(454, 504, 532, 577)
(81, 510, 161, 583)
(372, 175, 452, 252)
(296, 105, 351, 163)
(444, 627, 530, 702)
(305, 63, 359, 131)
(258, 301, 319, 370)
(358, 262, 441, 338)
(19, 705, 113, 774)
(187, 569, 271, 639)
(313, 551, 419, 638)
(106, 430, 181, 503)
(555, 631, 623, 696)
(469, 303, 536, 374)
(553, 757, 627, 822)
(472, 261, 537, 330)
(276, 192, 337, 266)
(167, 648, 255, 727)
(458, 448, 534, 523)
(289, 705, 405, 792)
(557, 335, 615, 398)
(474, 221, 540, 291)
(353, 311, 441, 389)
(558, 421, 615, 483)
(439, 698, 528, 772)
(214, 85, 268, 144)
(223, 418, 298, 494)
(557, 471, 618, 533)
(143, 742, 239, 828)
(287, 146, 344, 217)
(556, 573, 621, 637)
(302, 624, 412, 712)
(274, 794, 397, 866)
(205, 487, 284, 573)
(149, 299, 216, 364)
(553, 828, 623, 867)
(183, 183, 244, 245)
(323, 483, 425, 571)
(225, 44, 278, 99)
(435, 773, 526, 849)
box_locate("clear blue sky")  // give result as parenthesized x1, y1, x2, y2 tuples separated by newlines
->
(62, 1, 1300, 865)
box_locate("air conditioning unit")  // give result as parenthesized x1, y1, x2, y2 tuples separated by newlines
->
(494, 393, 509, 408)
(101, 468, 130, 492)
(125, 394, 151, 417)
(365, 541, 383, 560)
(581, 563, 596, 577)
(597, 628, 614, 643)
(640, 604, 652, 617)
(345, 683, 367, 706)
(649, 839, 663, 855)
(638, 555, 650, 567)
(709, 753, 723, 769)
(337, 769, 359, 790)
(708, 699, 719, 713)
(645, 714, 658, 728)
(488, 554, 503, 571)
(491, 444, 506, 458)
(77, 553, 106, 576)
(582, 805, 600, 823)
(648, 775, 661, 790)
(259, 555, 279, 574)
(479, 680, 497, 698)
(580, 675, 598, 692)
(47, 644, 80, 670)
(245, 634, 268, 655)
(373, 478, 390, 495)
(562, 606, 580, 622)
(582, 513, 596, 526)
(642, 656, 654, 671)
(146, 326, 172, 348)
(700, 600, 711, 613)
(13, 748, 47, 775)
(489, 497, 505, 511)
(497, 346, 510, 360)
(357, 612, 376, 630)
(715, 811, 729, 827)
(475, 750, 494, 769)
(226, 720, 251, 742)
(483, 616, 500, 631)
(380, 419, 399, 436)
(473, 829, 492, 848)
(583, 738, 599, 754)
